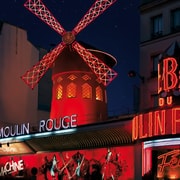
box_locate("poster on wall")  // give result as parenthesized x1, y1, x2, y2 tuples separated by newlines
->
(0, 146, 134, 180)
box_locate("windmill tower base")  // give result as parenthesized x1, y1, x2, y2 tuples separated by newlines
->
(50, 71, 108, 126)
(50, 47, 117, 126)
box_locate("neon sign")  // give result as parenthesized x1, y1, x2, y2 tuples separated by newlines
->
(0, 123, 29, 138)
(158, 57, 179, 92)
(132, 107, 180, 140)
(158, 57, 180, 106)
(133, 56, 180, 140)
(0, 114, 77, 139)
(158, 149, 180, 173)
(39, 114, 77, 132)
(0, 159, 24, 176)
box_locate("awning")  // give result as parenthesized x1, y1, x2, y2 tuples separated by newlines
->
(160, 41, 180, 59)
(26, 125, 132, 152)
(0, 118, 133, 155)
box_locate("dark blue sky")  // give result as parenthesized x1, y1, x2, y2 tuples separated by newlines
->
(0, 0, 140, 116)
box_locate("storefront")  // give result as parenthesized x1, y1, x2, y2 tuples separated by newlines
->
(132, 106, 180, 180)
(143, 138, 180, 179)
(132, 55, 180, 180)
(0, 115, 135, 180)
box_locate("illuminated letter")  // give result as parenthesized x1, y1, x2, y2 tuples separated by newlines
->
(172, 108, 180, 134)
(132, 116, 139, 140)
(139, 114, 147, 139)
(0, 128, 4, 138)
(22, 123, 30, 135)
(163, 57, 178, 91)
(159, 98, 165, 107)
(148, 112, 153, 137)
(4, 127, 10, 138)
(158, 63, 162, 94)
(71, 114, 77, 128)
(54, 118, 61, 130)
(154, 110, 165, 135)
(167, 96, 172, 105)
(46, 119, 53, 131)
(62, 116, 70, 129)
(39, 120, 46, 132)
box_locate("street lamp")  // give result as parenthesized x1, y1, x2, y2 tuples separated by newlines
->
(128, 70, 144, 83)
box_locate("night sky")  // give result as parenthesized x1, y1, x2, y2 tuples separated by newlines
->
(0, 0, 140, 116)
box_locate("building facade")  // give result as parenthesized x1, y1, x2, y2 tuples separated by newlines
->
(0, 22, 135, 180)
(138, 0, 180, 179)
(0, 0, 179, 179)
(140, 0, 180, 111)
(0, 22, 50, 128)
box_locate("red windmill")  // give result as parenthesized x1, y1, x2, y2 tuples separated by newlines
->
(22, 0, 118, 125)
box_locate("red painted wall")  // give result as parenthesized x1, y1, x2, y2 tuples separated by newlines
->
(0, 146, 134, 180)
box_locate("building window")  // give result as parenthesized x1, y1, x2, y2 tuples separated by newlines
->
(96, 86, 103, 101)
(151, 54, 160, 77)
(82, 74, 91, 81)
(171, 8, 180, 33)
(151, 94, 159, 108)
(82, 83, 92, 99)
(56, 85, 63, 100)
(151, 15, 163, 38)
(67, 83, 76, 98)
(57, 76, 63, 83)
(68, 74, 77, 81)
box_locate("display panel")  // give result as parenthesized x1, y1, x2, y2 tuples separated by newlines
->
(156, 149, 180, 179)
(0, 142, 34, 156)
(143, 138, 180, 180)
(0, 146, 134, 180)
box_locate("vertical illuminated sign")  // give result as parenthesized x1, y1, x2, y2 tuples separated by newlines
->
(158, 57, 178, 92)
(158, 57, 180, 106)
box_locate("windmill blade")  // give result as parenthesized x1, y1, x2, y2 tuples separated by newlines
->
(21, 42, 65, 89)
(72, 0, 117, 35)
(72, 42, 117, 86)
(24, 0, 66, 36)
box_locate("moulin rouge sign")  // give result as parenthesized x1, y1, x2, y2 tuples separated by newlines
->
(132, 57, 180, 140)
(0, 114, 77, 139)
(132, 107, 180, 140)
